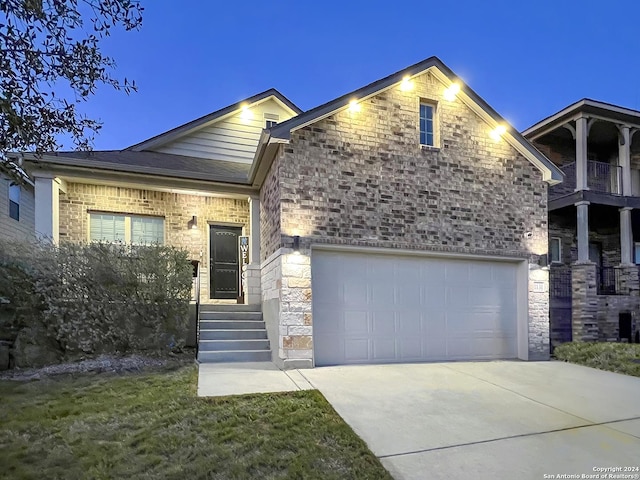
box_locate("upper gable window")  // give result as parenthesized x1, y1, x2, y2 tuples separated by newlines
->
(420, 102, 436, 146)
(9, 182, 20, 221)
(264, 113, 279, 129)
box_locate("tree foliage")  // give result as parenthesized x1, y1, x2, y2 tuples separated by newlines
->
(0, 0, 143, 178)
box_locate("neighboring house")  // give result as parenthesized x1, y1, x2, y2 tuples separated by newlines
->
(0, 171, 35, 241)
(17, 57, 563, 368)
(525, 100, 640, 349)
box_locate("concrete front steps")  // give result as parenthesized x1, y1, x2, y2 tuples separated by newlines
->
(197, 304, 271, 363)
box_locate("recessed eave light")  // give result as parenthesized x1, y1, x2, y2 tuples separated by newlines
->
(400, 75, 414, 91)
(443, 83, 460, 101)
(348, 100, 361, 113)
(490, 124, 507, 141)
(240, 105, 253, 120)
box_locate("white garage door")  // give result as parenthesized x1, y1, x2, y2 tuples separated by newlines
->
(312, 250, 520, 366)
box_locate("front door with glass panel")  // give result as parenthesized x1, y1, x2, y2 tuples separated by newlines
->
(209, 225, 241, 299)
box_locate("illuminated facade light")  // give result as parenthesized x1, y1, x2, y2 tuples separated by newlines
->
(240, 105, 253, 120)
(348, 100, 361, 113)
(443, 83, 460, 101)
(490, 124, 507, 141)
(400, 76, 414, 91)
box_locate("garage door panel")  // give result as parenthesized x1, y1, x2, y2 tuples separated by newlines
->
(372, 312, 396, 335)
(398, 311, 421, 333)
(312, 251, 519, 366)
(344, 310, 369, 334)
(344, 338, 369, 362)
(373, 338, 397, 360)
(424, 284, 446, 307)
(344, 282, 368, 307)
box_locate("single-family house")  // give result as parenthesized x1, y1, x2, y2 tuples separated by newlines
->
(525, 100, 640, 349)
(5, 57, 563, 368)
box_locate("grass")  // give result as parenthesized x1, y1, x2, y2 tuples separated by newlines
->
(0, 365, 392, 480)
(554, 342, 640, 377)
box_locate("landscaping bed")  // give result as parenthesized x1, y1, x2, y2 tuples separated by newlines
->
(0, 364, 391, 479)
(553, 342, 640, 377)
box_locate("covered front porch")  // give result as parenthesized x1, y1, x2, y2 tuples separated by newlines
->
(30, 170, 262, 306)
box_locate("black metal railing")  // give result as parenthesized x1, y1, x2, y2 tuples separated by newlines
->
(597, 266, 622, 295)
(549, 160, 623, 200)
(550, 266, 572, 298)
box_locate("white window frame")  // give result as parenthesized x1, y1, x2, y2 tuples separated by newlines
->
(264, 112, 279, 129)
(88, 212, 165, 245)
(550, 237, 562, 264)
(419, 100, 438, 148)
(9, 182, 20, 221)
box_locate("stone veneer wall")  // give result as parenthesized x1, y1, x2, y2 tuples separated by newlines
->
(572, 263, 640, 342)
(59, 182, 250, 302)
(269, 70, 550, 364)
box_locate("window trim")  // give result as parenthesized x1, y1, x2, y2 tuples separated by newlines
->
(264, 112, 279, 129)
(550, 237, 562, 264)
(8, 182, 20, 221)
(419, 100, 438, 148)
(634, 242, 640, 265)
(88, 211, 165, 245)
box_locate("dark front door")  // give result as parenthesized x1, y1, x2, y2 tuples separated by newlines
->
(210, 225, 242, 299)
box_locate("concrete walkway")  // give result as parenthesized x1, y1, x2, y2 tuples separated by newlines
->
(301, 361, 640, 480)
(197, 361, 313, 397)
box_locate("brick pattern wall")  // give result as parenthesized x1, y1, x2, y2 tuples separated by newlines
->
(0, 175, 35, 241)
(549, 213, 621, 267)
(272, 70, 550, 362)
(59, 182, 249, 301)
(260, 150, 282, 263)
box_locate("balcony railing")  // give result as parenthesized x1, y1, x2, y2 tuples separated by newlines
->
(549, 161, 622, 200)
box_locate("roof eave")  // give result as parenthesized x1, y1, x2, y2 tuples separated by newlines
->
(25, 154, 251, 186)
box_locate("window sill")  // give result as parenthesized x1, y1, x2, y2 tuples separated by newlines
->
(420, 144, 441, 152)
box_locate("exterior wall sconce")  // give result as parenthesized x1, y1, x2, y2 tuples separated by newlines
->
(537, 253, 549, 270)
(188, 215, 198, 230)
(293, 235, 300, 254)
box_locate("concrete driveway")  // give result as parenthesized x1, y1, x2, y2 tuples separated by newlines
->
(300, 361, 640, 480)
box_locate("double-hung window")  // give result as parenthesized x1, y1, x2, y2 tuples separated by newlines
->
(9, 182, 20, 221)
(89, 212, 164, 244)
(549, 237, 562, 264)
(420, 103, 436, 147)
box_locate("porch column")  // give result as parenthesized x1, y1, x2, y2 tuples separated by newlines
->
(34, 175, 61, 244)
(620, 207, 634, 265)
(248, 194, 261, 265)
(618, 125, 631, 196)
(575, 116, 589, 191)
(244, 194, 261, 306)
(576, 201, 590, 262)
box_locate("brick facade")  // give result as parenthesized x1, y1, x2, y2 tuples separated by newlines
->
(263, 70, 550, 365)
(59, 182, 250, 302)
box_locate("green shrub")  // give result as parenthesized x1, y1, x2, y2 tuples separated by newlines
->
(554, 342, 640, 377)
(0, 239, 192, 362)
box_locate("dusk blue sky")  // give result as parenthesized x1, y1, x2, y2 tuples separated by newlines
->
(83, 0, 640, 151)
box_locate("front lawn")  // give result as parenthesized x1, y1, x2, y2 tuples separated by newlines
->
(0, 365, 391, 479)
(554, 342, 640, 377)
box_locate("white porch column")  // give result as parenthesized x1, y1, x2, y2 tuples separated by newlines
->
(34, 175, 61, 243)
(620, 207, 634, 265)
(244, 194, 261, 306)
(618, 125, 631, 196)
(575, 117, 589, 191)
(576, 201, 590, 262)
(248, 195, 261, 264)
